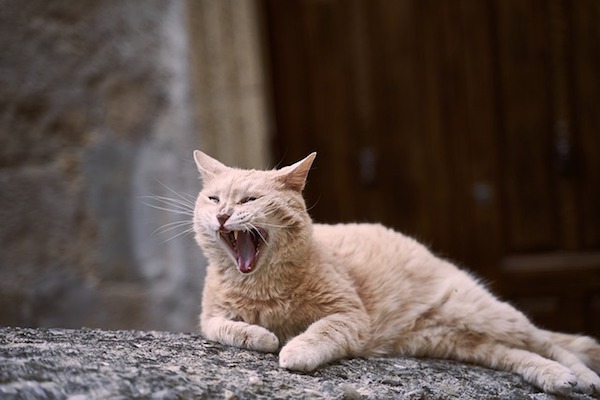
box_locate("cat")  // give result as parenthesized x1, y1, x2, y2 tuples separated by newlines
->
(191, 150, 600, 395)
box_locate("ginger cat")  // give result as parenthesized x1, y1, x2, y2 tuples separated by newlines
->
(192, 151, 600, 395)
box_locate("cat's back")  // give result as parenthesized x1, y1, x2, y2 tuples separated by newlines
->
(312, 222, 466, 303)
(313, 222, 428, 266)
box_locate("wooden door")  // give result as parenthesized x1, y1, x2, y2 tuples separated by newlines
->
(264, 0, 600, 337)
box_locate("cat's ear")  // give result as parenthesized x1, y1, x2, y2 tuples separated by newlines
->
(276, 152, 317, 192)
(193, 150, 228, 181)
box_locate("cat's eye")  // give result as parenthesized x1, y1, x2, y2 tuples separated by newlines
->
(239, 196, 258, 204)
(208, 195, 220, 204)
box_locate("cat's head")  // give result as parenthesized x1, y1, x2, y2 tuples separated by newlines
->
(192, 151, 316, 275)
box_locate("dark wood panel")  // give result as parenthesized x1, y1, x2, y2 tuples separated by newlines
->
(571, 0, 600, 249)
(494, 0, 558, 252)
(590, 296, 600, 337)
(416, 0, 462, 257)
(345, 0, 382, 224)
(367, 0, 431, 237)
(302, 0, 357, 222)
(455, 0, 503, 272)
(547, 0, 581, 251)
(500, 252, 600, 335)
(265, 1, 313, 161)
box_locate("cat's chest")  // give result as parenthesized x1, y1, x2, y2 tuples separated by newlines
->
(234, 297, 289, 324)
(223, 289, 318, 341)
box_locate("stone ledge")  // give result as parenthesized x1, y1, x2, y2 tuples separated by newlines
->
(0, 327, 593, 399)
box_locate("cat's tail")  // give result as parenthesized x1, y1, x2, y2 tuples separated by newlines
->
(544, 329, 600, 373)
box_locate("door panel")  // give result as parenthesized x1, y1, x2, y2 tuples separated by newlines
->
(494, 0, 558, 252)
(572, 0, 600, 249)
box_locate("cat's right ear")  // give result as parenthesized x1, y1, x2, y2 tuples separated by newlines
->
(193, 150, 228, 182)
(276, 152, 317, 192)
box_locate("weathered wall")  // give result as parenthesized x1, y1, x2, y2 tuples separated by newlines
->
(0, 0, 208, 331)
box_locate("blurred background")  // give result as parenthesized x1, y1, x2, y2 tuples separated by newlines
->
(0, 0, 598, 336)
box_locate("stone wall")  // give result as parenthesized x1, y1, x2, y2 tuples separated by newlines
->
(0, 0, 219, 331)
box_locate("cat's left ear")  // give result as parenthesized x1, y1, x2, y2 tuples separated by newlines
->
(193, 150, 229, 182)
(276, 152, 317, 192)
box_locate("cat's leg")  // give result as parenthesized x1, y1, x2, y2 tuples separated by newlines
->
(412, 327, 599, 394)
(445, 341, 579, 395)
(201, 315, 279, 353)
(531, 334, 600, 394)
(544, 344, 600, 394)
(279, 312, 368, 372)
(544, 330, 600, 373)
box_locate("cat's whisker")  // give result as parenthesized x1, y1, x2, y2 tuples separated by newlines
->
(155, 219, 194, 228)
(154, 179, 198, 208)
(144, 203, 194, 217)
(160, 226, 196, 244)
(181, 192, 198, 203)
(143, 201, 195, 217)
(142, 181, 198, 243)
(152, 194, 195, 209)
(306, 195, 321, 212)
(246, 222, 269, 246)
(154, 220, 193, 235)
(142, 195, 194, 209)
(257, 222, 293, 229)
(142, 195, 195, 213)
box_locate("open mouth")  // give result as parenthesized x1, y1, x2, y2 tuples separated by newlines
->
(218, 228, 268, 274)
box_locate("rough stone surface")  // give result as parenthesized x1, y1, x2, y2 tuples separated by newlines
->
(0, 327, 595, 400)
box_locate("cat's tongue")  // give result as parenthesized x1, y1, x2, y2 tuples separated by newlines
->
(236, 231, 256, 273)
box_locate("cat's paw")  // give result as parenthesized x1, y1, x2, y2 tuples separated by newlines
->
(572, 367, 600, 395)
(244, 326, 279, 353)
(539, 366, 577, 395)
(279, 340, 323, 372)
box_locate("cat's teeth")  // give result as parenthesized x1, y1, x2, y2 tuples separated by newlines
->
(234, 231, 238, 241)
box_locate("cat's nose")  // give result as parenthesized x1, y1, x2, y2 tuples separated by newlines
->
(217, 213, 231, 227)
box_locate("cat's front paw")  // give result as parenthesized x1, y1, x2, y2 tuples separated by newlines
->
(245, 326, 280, 353)
(539, 366, 577, 395)
(572, 367, 600, 395)
(279, 340, 323, 372)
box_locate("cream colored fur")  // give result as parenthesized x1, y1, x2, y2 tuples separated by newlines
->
(192, 151, 600, 395)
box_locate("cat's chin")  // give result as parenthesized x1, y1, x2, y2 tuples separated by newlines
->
(217, 228, 268, 274)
